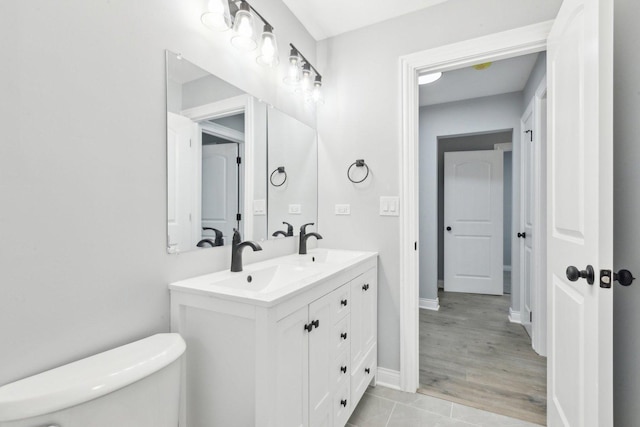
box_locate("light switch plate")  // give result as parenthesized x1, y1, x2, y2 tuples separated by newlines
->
(335, 204, 351, 215)
(253, 199, 266, 215)
(289, 204, 302, 214)
(380, 196, 400, 216)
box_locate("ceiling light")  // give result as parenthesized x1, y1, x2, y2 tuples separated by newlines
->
(418, 72, 443, 85)
(230, 1, 257, 52)
(473, 62, 492, 70)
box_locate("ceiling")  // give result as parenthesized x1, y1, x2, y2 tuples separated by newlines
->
(419, 53, 540, 107)
(281, 0, 451, 40)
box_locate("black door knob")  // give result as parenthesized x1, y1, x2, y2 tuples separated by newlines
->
(446, 226, 452, 231)
(517, 232, 526, 238)
(615, 269, 636, 286)
(566, 265, 595, 285)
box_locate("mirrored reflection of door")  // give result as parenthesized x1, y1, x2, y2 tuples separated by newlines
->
(201, 142, 239, 244)
(521, 107, 534, 337)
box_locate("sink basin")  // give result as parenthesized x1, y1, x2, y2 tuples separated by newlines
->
(205, 264, 323, 294)
(283, 249, 365, 267)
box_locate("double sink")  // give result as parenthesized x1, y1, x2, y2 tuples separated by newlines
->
(169, 248, 374, 306)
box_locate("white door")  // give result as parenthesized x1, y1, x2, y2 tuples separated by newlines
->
(444, 150, 503, 295)
(547, 0, 613, 424)
(167, 112, 197, 253)
(521, 107, 535, 336)
(201, 142, 238, 243)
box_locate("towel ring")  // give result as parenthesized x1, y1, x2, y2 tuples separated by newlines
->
(270, 166, 287, 187)
(347, 159, 369, 184)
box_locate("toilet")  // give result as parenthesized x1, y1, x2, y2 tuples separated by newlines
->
(0, 333, 185, 427)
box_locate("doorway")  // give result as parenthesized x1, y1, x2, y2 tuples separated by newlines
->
(413, 43, 548, 424)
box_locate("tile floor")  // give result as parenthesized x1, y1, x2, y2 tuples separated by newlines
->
(347, 385, 542, 427)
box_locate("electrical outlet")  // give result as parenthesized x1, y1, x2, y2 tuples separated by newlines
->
(335, 204, 351, 215)
(253, 199, 266, 215)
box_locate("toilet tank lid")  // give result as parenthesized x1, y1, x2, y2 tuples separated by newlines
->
(0, 333, 186, 422)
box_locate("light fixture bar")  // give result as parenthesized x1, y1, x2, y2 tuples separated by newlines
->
(289, 43, 322, 79)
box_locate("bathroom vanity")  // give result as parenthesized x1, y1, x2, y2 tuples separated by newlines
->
(169, 248, 377, 427)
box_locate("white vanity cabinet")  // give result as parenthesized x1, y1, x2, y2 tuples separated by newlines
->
(170, 252, 377, 427)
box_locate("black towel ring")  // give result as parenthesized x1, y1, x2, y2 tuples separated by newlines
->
(347, 159, 369, 184)
(270, 166, 287, 187)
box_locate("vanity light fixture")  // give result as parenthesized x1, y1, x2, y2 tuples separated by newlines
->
(257, 23, 279, 66)
(201, 0, 232, 31)
(230, 1, 257, 51)
(418, 72, 443, 85)
(285, 43, 323, 103)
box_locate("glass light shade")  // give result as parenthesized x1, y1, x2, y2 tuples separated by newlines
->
(312, 76, 323, 103)
(230, 3, 257, 52)
(297, 63, 312, 93)
(283, 50, 301, 85)
(257, 25, 279, 67)
(201, 0, 231, 31)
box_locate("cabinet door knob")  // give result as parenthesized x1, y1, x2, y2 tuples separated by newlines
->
(517, 232, 526, 238)
(340, 365, 347, 373)
(362, 284, 369, 291)
(312, 319, 319, 328)
(341, 299, 348, 306)
(341, 399, 347, 407)
(365, 367, 370, 374)
(341, 332, 348, 340)
(446, 226, 452, 231)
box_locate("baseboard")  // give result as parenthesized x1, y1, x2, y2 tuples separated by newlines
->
(419, 298, 440, 311)
(376, 367, 402, 391)
(437, 280, 444, 289)
(503, 265, 512, 272)
(508, 307, 522, 324)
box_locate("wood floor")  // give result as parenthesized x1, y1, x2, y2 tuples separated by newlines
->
(418, 290, 547, 425)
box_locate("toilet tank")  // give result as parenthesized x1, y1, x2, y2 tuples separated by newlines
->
(0, 333, 185, 427)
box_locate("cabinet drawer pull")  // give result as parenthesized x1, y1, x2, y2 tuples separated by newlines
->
(312, 319, 319, 328)
(341, 332, 348, 340)
(340, 399, 347, 407)
(341, 299, 348, 306)
(304, 320, 319, 332)
(340, 365, 347, 373)
(365, 367, 370, 374)
(362, 284, 370, 291)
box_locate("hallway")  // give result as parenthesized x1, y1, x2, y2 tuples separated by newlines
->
(419, 291, 546, 425)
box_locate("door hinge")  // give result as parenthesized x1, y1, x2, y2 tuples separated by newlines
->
(236, 213, 242, 221)
(237, 156, 242, 164)
(530, 312, 532, 322)
(415, 241, 417, 251)
(524, 129, 533, 142)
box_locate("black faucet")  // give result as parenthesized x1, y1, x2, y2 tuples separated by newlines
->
(197, 238, 216, 248)
(272, 221, 294, 237)
(299, 223, 322, 255)
(231, 229, 262, 272)
(203, 227, 224, 246)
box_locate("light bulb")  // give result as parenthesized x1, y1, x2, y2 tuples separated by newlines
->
(201, 0, 230, 31)
(230, 1, 257, 51)
(257, 24, 279, 67)
(283, 48, 301, 86)
(312, 75, 322, 103)
(298, 63, 312, 94)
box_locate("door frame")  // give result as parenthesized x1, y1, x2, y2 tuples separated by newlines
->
(519, 77, 548, 356)
(398, 21, 553, 393)
(182, 94, 256, 241)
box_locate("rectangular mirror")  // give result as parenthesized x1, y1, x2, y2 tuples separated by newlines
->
(165, 51, 318, 253)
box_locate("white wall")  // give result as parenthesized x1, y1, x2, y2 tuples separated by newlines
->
(522, 52, 547, 111)
(0, 0, 316, 386)
(317, 0, 563, 372)
(613, 0, 640, 424)
(419, 93, 522, 307)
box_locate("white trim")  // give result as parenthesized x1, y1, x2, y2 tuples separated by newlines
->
(419, 298, 440, 311)
(200, 121, 245, 144)
(399, 21, 552, 393)
(503, 265, 512, 272)
(508, 308, 522, 324)
(376, 368, 402, 391)
(494, 142, 513, 152)
(180, 94, 255, 240)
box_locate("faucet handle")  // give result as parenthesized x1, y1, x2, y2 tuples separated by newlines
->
(283, 221, 293, 235)
(300, 223, 315, 234)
